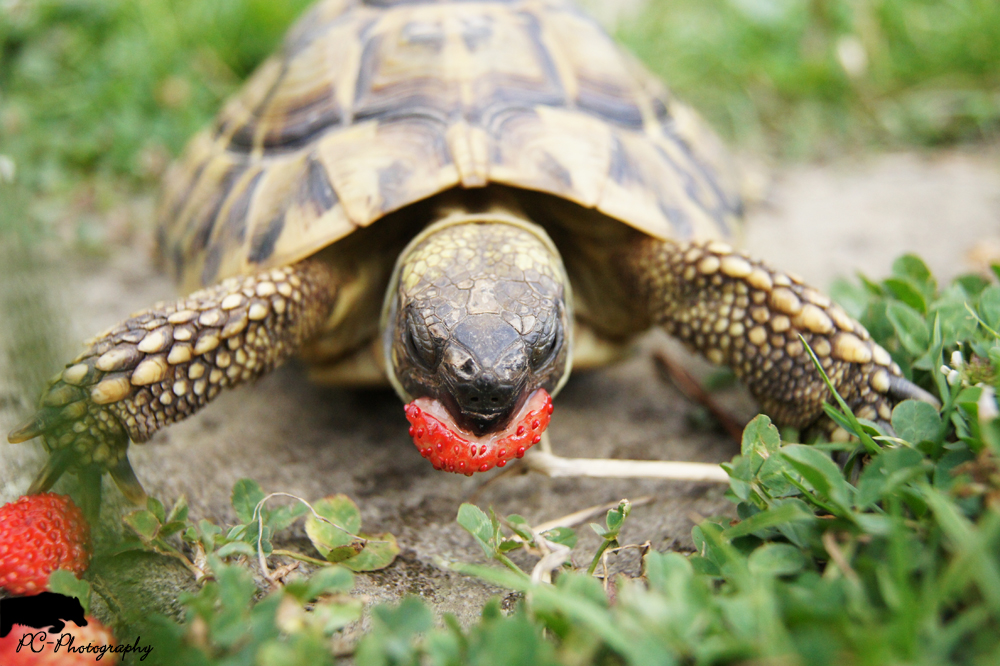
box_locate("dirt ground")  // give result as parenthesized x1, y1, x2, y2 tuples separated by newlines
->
(1, 146, 998, 636)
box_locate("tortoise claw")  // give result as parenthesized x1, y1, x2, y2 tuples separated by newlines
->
(7, 412, 51, 443)
(6, 403, 81, 443)
(79, 466, 104, 523)
(109, 456, 147, 505)
(26, 448, 75, 495)
(887, 374, 941, 409)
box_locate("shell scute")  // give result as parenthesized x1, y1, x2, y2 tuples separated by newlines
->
(158, 0, 742, 293)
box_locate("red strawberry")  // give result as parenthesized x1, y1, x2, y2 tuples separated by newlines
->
(0, 614, 117, 665)
(0, 493, 90, 595)
(405, 389, 554, 475)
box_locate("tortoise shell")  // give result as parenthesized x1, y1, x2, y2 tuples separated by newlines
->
(157, 0, 742, 296)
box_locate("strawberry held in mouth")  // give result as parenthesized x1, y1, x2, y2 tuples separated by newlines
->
(405, 389, 553, 475)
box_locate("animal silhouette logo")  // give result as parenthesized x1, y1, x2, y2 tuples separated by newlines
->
(0, 591, 88, 638)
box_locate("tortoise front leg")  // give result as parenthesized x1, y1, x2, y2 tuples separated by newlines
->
(622, 237, 937, 430)
(518, 238, 938, 484)
(7, 260, 338, 502)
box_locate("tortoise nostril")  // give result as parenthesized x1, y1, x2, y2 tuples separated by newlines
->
(470, 396, 479, 402)
(491, 397, 499, 402)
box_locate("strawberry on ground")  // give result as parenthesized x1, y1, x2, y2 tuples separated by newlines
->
(405, 389, 554, 475)
(0, 615, 117, 665)
(0, 493, 90, 595)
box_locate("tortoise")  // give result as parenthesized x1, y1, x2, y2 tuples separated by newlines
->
(8, 0, 932, 504)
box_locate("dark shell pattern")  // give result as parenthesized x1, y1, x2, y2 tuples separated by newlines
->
(157, 0, 743, 294)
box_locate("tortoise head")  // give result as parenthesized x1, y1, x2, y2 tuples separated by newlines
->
(381, 216, 572, 474)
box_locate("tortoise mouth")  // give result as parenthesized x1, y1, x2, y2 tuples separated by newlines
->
(404, 389, 553, 475)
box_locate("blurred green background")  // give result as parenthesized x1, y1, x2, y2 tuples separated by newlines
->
(0, 0, 998, 247)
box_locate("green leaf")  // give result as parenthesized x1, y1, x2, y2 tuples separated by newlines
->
(739, 415, 794, 497)
(779, 445, 853, 513)
(257, 636, 334, 666)
(231, 478, 266, 524)
(856, 446, 927, 509)
(305, 495, 364, 560)
(858, 272, 885, 297)
(933, 299, 979, 347)
(226, 524, 247, 541)
(371, 596, 435, 635)
(192, 519, 222, 551)
(166, 495, 189, 523)
(748, 543, 806, 577)
(830, 278, 872, 318)
(979, 285, 1000, 331)
(341, 532, 400, 572)
(852, 513, 894, 535)
(268, 502, 309, 533)
(823, 402, 864, 438)
(47, 570, 90, 615)
(693, 520, 744, 575)
(891, 400, 943, 445)
(542, 526, 577, 548)
(457, 503, 496, 558)
(771, 499, 818, 549)
(887, 301, 930, 355)
(884, 277, 928, 314)
(304, 566, 354, 600)
(498, 539, 524, 553)
(315, 598, 364, 636)
(447, 561, 531, 589)
(124, 509, 161, 541)
(322, 541, 366, 563)
(147, 496, 166, 523)
(604, 500, 631, 536)
(741, 414, 782, 461)
(722, 501, 815, 539)
(921, 485, 1000, 615)
(689, 555, 722, 577)
(861, 299, 896, 344)
(158, 520, 188, 539)
(891, 254, 934, 291)
(723, 457, 753, 501)
(505, 514, 533, 541)
(935, 449, 977, 489)
(248, 522, 274, 556)
(216, 541, 257, 558)
(955, 274, 991, 297)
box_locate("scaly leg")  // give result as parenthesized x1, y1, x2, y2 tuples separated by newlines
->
(522, 238, 937, 482)
(8, 260, 337, 502)
(624, 238, 936, 427)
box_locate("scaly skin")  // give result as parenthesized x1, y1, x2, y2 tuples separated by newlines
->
(622, 238, 936, 429)
(8, 260, 338, 501)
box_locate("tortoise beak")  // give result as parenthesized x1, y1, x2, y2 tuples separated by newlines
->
(447, 373, 530, 436)
(440, 314, 531, 436)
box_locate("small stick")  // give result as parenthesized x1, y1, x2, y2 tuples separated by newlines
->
(653, 350, 745, 444)
(822, 531, 860, 584)
(533, 497, 655, 533)
(523, 450, 730, 483)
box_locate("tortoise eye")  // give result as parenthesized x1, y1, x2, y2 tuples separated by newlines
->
(530, 323, 561, 371)
(404, 310, 438, 370)
(529, 301, 565, 372)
